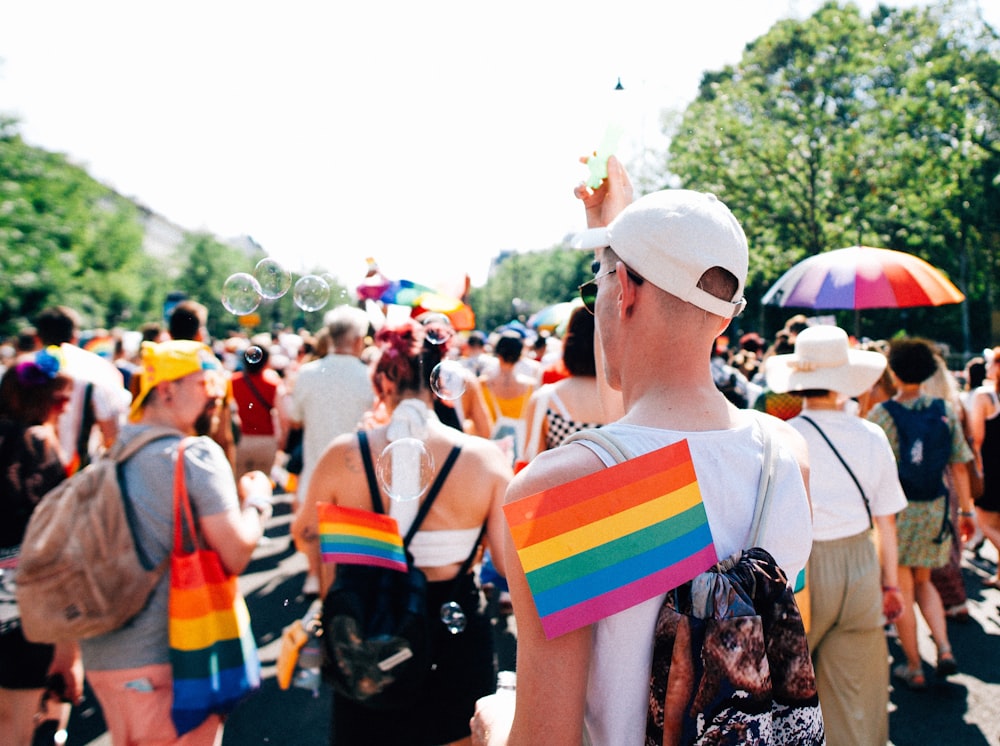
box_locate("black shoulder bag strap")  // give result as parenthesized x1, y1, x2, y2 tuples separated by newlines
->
(76, 382, 95, 470)
(799, 415, 873, 528)
(358, 430, 485, 583)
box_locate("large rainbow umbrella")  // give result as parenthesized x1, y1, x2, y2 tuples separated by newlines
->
(762, 246, 965, 310)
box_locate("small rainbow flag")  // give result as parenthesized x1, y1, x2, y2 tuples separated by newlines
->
(504, 439, 718, 639)
(318, 503, 408, 572)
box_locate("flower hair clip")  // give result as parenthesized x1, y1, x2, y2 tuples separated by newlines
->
(16, 346, 63, 386)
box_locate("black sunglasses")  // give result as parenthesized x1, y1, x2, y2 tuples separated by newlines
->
(578, 266, 645, 313)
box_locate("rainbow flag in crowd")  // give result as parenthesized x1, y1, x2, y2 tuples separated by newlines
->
(168, 550, 260, 734)
(318, 504, 408, 572)
(504, 439, 718, 639)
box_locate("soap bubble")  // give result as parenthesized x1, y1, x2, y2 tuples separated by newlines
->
(377, 437, 434, 502)
(222, 273, 262, 315)
(254, 258, 292, 300)
(320, 273, 351, 307)
(440, 601, 467, 635)
(421, 313, 454, 345)
(429, 360, 467, 401)
(244, 345, 264, 365)
(293, 275, 330, 312)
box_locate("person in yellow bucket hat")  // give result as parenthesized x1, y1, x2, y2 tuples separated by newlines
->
(129, 340, 225, 423)
(81, 339, 273, 746)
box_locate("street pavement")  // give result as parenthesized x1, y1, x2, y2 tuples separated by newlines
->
(63, 495, 1000, 746)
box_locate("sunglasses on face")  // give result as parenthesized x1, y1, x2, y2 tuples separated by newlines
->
(578, 264, 645, 313)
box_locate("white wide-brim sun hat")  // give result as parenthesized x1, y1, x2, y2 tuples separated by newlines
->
(764, 325, 887, 399)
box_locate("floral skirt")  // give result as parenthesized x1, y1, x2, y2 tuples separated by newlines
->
(897, 496, 951, 568)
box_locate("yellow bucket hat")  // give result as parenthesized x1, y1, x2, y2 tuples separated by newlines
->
(129, 340, 221, 422)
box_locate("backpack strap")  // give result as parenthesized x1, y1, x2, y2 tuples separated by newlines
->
(111, 426, 185, 463)
(357, 430, 462, 548)
(567, 421, 779, 551)
(358, 429, 383, 512)
(117, 427, 186, 571)
(75, 382, 95, 470)
(798, 415, 872, 528)
(563, 427, 632, 462)
(357, 431, 485, 586)
(402, 446, 462, 546)
(747, 417, 777, 548)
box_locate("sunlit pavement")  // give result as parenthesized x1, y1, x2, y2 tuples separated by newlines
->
(64, 496, 999, 746)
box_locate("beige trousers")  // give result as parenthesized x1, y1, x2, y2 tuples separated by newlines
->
(807, 530, 889, 746)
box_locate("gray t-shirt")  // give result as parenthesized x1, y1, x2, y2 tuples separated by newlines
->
(80, 426, 238, 671)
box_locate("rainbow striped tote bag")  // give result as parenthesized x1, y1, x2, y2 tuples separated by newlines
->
(169, 440, 261, 735)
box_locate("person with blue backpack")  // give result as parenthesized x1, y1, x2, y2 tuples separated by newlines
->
(867, 337, 975, 689)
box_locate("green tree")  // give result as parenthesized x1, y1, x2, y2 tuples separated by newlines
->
(661, 0, 1000, 351)
(0, 117, 153, 336)
(468, 247, 593, 332)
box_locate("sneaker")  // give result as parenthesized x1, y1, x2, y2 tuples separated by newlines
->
(302, 574, 320, 596)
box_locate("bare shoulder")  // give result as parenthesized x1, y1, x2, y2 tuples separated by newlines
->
(451, 432, 514, 475)
(505, 442, 606, 505)
(313, 430, 365, 481)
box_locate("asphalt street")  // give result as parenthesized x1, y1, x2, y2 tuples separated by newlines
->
(61, 495, 1000, 746)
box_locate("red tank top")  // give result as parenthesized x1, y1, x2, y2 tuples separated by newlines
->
(232, 372, 278, 435)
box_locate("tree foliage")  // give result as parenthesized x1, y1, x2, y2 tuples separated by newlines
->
(660, 0, 1000, 350)
(0, 117, 149, 336)
(468, 247, 593, 332)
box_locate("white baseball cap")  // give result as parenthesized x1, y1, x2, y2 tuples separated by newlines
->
(572, 190, 749, 318)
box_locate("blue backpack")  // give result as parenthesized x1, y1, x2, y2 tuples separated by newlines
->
(882, 398, 951, 503)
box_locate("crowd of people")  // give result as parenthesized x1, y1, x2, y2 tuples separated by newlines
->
(1, 154, 998, 746)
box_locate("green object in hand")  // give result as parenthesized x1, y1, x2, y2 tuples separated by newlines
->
(586, 122, 624, 188)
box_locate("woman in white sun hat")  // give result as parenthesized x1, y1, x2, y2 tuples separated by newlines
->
(766, 324, 906, 744)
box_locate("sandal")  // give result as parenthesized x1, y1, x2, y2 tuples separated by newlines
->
(893, 664, 927, 690)
(936, 647, 959, 677)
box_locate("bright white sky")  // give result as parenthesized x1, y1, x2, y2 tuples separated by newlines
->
(2, 1, 996, 296)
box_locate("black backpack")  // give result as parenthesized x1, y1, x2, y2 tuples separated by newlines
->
(881, 398, 952, 503)
(321, 431, 482, 710)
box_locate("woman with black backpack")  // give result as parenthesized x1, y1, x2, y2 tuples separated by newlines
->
(310, 317, 512, 746)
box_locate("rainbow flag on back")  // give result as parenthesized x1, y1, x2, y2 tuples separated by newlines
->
(318, 503, 408, 572)
(504, 439, 718, 639)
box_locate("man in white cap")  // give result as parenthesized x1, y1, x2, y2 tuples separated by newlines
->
(473, 158, 813, 745)
(765, 324, 905, 744)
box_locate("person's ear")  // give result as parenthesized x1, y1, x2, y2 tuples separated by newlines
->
(617, 261, 635, 319)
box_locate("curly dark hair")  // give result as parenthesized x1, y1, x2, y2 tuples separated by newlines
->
(887, 337, 940, 384)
